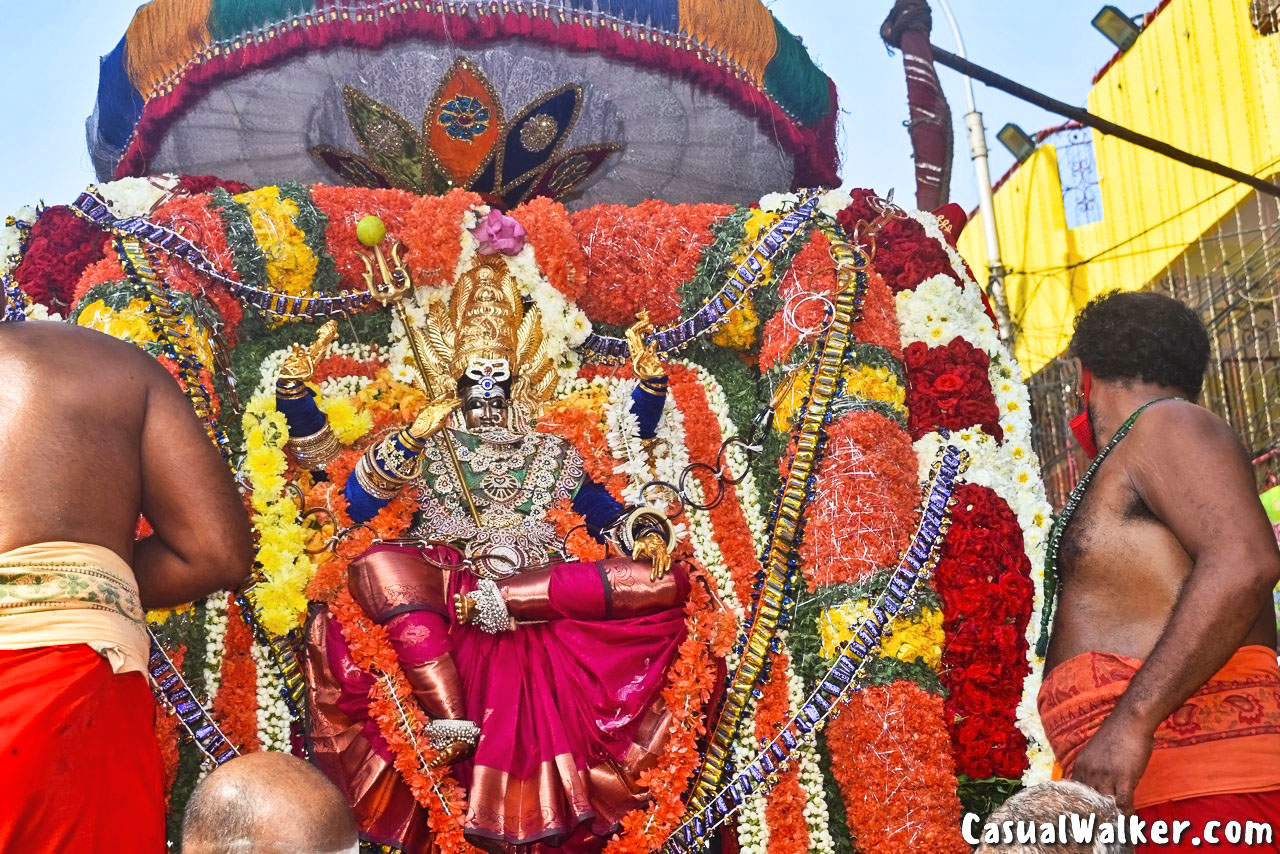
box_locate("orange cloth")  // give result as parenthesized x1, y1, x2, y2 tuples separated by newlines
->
(1039, 645, 1280, 809)
(0, 644, 165, 853)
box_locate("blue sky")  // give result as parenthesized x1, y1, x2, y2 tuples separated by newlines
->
(0, 1, 1123, 216)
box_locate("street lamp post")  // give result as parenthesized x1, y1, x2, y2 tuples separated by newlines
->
(933, 0, 1014, 344)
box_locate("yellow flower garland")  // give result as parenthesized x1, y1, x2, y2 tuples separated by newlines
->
(819, 601, 944, 670)
(243, 395, 317, 636)
(234, 186, 318, 297)
(774, 363, 907, 431)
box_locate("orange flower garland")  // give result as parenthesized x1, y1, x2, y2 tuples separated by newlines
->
(329, 587, 475, 853)
(310, 186, 417, 286)
(401, 189, 486, 283)
(666, 363, 761, 608)
(756, 649, 811, 854)
(69, 254, 127, 307)
(568, 202, 735, 326)
(546, 496, 608, 562)
(797, 412, 919, 590)
(511, 195, 586, 304)
(537, 395, 630, 502)
(826, 681, 968, 854)
(212, 597, 262, 753)
(607, 566, 735, 854)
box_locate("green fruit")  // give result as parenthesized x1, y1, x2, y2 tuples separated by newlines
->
(356, 215, 386, 247)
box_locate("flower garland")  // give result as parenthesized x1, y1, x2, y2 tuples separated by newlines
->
(253, 632, 294, 752)
(202, 591, 229, 701)
(797, 412, 919, 590)
(902, 338, 1004, 442)
(212, 597, 261, 752)
(328, 588, 474, 853)
(242, 395, 314, 636)
(825, 682, 969, 854)
(567, 202, 735, 326)
(932, 483, 1033, 780)
(896, 211, 1054, 785)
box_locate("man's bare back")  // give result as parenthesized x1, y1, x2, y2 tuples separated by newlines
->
(0, 320, 251, 607)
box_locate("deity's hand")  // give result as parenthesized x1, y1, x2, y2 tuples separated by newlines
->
(453, 592, 475, 625)
(626, 310, 665, 380)
(407, 392, 461, 441)
(429, 739, 473, 768)
(278, 320, 339, 382)
(632, 531, 672, 581)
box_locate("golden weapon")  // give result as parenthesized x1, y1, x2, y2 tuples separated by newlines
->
(357, 216, 481, 527)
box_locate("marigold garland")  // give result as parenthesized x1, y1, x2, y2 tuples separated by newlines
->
(568, 202, 734, 326)
(796, 412, 919, 590)
(401, 190, 487, 284)
(546, 496, 608, 562)
(212, 598, 262, 753)
(310, 185, 418, 286)
(511, 195, 586, 305)
(667, 363, 761, 609)
(826, 681, 968, 854)
(329, 588, 475, 853)
(756, 649, 811, 854)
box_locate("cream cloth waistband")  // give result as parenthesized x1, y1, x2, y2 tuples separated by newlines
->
(0, 541, 148, 675)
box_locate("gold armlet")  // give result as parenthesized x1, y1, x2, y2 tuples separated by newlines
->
(286, 425, 341, 469)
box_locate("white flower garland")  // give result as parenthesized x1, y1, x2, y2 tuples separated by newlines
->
(1, 205, 38, 279)
(896, 217, 1055, 783)
(251, 341, 383, 401)
(253, 636, 293, 751)
(92, 175, 180, 219)
(203, 591, 230, 700)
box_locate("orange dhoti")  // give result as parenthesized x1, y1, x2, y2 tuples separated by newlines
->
(0, 542, 163, 853)
(0, 645, 165, 853)
(1039, 645, 1280, 852)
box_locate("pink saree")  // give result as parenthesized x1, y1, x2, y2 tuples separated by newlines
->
(306, 543, 690, 854)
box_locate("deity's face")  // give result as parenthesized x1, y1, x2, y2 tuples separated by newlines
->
(463, 390, 508, 431)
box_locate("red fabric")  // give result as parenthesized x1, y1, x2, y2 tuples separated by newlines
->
(899, 28, 952, 211)
(1136, 790, 1280, 853)
(0, 644, 165, 853)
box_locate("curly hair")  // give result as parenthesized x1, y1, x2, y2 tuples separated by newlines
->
(1069, 290, 1210, 400)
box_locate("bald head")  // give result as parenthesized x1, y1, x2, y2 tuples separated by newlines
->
(182, 752, 358, 854)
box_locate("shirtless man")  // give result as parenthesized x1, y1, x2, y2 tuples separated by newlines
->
(0, 285, 252, 853)
(1038, 291, 1280, 850)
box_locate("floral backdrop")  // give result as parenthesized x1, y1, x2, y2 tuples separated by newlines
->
(1, 178, 1054, 851)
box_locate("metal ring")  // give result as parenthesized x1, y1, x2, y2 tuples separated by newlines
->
(680, 461, 725, 511)
(716, 436, 755, 486)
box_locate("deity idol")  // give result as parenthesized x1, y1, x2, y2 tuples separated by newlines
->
(277, 254, 690, 853)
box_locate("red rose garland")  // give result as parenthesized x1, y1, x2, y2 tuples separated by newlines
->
(933, 484, 1033, 780)
(836, 190, 959, 294)
(13, 205, 109, 309)
(902, 338, 1004, 442)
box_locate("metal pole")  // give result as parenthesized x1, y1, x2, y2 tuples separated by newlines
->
(933, 0, 1015, 344)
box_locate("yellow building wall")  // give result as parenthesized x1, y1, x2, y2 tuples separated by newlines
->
(958, 0, 1280, 373)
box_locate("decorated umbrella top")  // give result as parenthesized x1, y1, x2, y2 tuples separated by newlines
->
(88, 0, 840, 208)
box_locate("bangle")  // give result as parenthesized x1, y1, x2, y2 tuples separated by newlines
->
(612, 506, 677, 553)
(354, 452, 403, 500)
(424, 719, 480, 752)
(469, 579, 513, 634)
(286, 425, 340, 468)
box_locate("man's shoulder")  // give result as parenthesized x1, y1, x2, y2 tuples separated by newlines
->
(1133, 398, 1238, 446)
(0, 322, 158, 391)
